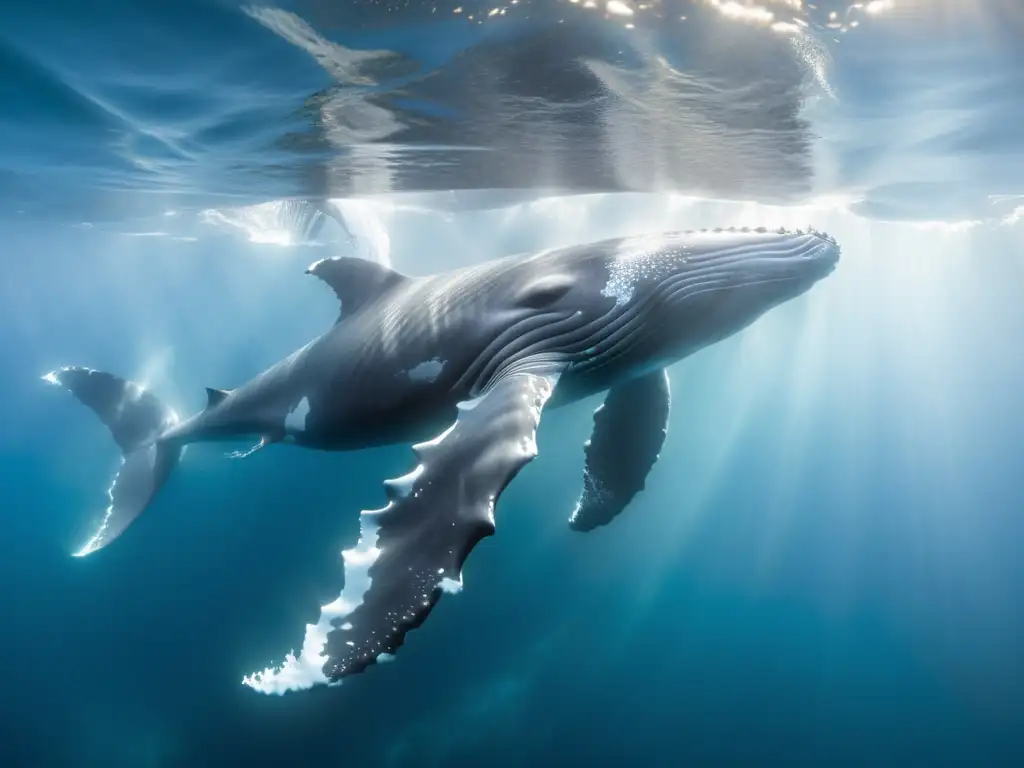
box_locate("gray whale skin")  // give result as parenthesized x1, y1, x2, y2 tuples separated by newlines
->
(42, 226, 840, 694)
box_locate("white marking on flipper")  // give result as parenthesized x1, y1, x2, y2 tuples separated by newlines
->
(242, 510, 384, 694)
(242, 370, 560, 694)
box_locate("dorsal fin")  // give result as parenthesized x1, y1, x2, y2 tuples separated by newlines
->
(305, 257, 408, 319)
(205, 387, 230, 408)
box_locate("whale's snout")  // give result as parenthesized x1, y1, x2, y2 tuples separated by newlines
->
(693, 227, 841, 290)
(733, 228, 840, 292)
(642, 227, 841, 344)
(799, 230, 841, 281)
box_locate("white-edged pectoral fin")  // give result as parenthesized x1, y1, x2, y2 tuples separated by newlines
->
(242, 369, 560, 694)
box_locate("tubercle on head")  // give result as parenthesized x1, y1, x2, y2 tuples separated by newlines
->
(682, 225, 838, 248)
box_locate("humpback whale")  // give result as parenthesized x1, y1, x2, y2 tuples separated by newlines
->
(43, 226, 840, 694)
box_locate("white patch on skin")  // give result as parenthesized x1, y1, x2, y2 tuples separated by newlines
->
(601, 236, 689, 307)
(285, 396, 310, 432)
(405, 358, 445, 383)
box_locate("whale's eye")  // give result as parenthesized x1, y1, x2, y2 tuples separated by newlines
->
(517, 275, 573, 308)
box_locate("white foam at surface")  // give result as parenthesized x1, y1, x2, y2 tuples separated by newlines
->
(199, 203, 306, 246)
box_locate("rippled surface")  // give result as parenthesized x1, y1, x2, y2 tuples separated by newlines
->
(2, 4, 1024, 767)
(1, 0, 1021, 225)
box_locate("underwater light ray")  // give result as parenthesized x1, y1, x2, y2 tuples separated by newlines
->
(812, 224, 879, 613)
(619, 337, 770, 608)
(753, 275, 834, 581)
(879, 225, 1000, 593)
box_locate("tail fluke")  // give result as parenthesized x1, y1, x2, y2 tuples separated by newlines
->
(42, 366, 182, 557)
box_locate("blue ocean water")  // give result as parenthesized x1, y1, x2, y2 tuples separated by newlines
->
(1, 1, 1023, 766)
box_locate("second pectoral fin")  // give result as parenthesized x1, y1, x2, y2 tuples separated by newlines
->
(569, 369, 671, 532)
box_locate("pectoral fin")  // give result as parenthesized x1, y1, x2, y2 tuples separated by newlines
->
(243, 368, 560, 694)
(569, 369, 671, 532)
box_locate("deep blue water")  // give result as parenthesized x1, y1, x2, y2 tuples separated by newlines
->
(2, 1, 1023, 766)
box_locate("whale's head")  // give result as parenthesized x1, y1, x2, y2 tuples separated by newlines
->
(597, 227, 839, 359)
(508, 227, 840, 381)
(643, 226, 836, 332)
(473, 228, 838, 392)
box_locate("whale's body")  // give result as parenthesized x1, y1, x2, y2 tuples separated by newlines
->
(44, 226, 840, 694)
